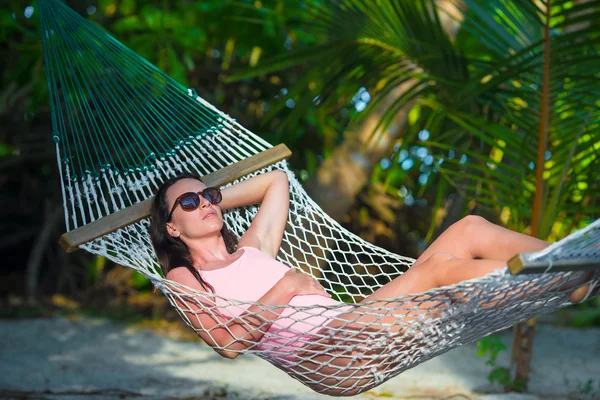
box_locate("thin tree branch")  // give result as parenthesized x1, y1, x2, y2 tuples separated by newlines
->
(25, 202, 63, 303)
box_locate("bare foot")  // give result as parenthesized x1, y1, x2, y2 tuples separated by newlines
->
(568, 272, 596, 303)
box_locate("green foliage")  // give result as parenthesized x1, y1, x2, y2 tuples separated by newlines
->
(476, 335, 525, 391)
(476, 335, 506, 365)
(86, 255, 106, 284)
(231, 0, 600, 239)
(329, 285, 353, 303)
(130, 271, 151, 291)
(0, 142, 17, 158)
(4, 0, 599, 222)
(576, 379, 595, 395)
(571, 296, 600, 328)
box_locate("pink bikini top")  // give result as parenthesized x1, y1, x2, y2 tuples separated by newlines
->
(198, 246, 343, 317)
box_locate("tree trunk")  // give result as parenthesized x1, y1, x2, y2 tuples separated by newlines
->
(304, 82, 416, 221)
(282, 83, 417, 280)
(511, 1, 554, 390)
(26, 201, 63, 303)
(303, 0, 464, 221)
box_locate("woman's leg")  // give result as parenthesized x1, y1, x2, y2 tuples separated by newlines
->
(366, 252, 590, 303)
(293, 255, 508, 396)
(413, 216, 549, 266)
(295, 255, 593, 396)
(366, 253, 505, 299)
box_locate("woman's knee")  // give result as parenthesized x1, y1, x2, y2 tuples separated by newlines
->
(415, 252, 456, 272)
(453, 215, 488, 232)
(447, 215, 489, 245)
(424, 252, 456, 266)
(418, 252, 457, 286)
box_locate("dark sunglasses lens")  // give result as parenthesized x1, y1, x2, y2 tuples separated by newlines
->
(202, 188, 222, 204)
(179, 193, 200, 210)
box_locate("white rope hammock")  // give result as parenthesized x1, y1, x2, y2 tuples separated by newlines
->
(54, 91, 599, 395)
(38, 0, 600, 394)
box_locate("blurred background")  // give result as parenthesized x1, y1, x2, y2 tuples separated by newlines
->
(1, 0, 600, 339)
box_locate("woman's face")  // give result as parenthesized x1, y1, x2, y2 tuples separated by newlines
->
(165, 178, 223, 240)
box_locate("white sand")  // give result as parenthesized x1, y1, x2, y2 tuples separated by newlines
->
(1, 317, 599, 399)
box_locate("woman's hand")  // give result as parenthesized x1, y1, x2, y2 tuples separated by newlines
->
(281, 268, 331, 298)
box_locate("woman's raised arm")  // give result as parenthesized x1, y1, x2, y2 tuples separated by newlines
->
(219, 170, 289, 258)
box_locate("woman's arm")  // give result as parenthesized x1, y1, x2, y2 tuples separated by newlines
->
(219, 170, 289, 258)
(167, 266, 328, 359)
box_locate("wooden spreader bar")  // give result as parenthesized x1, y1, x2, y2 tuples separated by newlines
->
(508, 252, 600, 275)
(59, 144, 292, 253)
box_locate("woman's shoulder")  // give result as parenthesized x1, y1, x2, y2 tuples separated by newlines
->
(166, 266, 204, 289)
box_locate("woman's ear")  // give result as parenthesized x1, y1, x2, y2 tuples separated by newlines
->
(166, 223, 180, 238)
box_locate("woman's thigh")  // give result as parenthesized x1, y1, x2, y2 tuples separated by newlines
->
(291, 308, 432, 396)
(292, 292, 446, 395)
(365, 252, 454, 300)
(414, 215, 548, 265)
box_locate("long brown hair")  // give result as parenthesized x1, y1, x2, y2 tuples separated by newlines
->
(149, 173, 238, 291)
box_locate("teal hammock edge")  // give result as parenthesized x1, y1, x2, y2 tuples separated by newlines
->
(57, 120, 223, 183)
(38, 0, 225, 181)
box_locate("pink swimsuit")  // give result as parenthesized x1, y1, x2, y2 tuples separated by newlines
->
(199, 246, 350, 362)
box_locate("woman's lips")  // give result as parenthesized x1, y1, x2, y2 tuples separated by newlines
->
(202, 212, 216, 220)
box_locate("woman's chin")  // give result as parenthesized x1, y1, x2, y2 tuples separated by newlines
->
(190, 223, 224, 237)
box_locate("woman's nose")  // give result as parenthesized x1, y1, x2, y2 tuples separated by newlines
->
(199, 195, 211, 208)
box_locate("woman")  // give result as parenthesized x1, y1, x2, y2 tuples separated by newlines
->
(150, 170, 591, 395)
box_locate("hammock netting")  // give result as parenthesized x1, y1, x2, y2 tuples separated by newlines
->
(39, 0, 600, 396)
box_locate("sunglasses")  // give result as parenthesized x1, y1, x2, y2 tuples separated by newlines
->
(167, 187, 222, 221)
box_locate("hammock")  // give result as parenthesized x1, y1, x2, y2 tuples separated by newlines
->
(39, 0, 600, 396)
